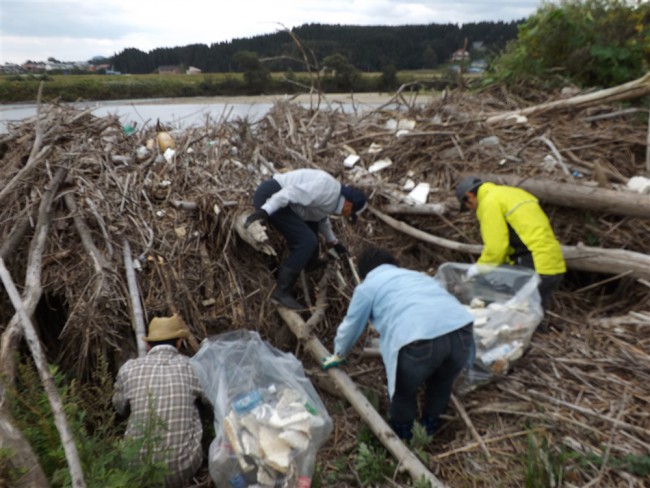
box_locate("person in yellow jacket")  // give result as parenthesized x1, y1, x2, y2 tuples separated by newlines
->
(455, 176, 566, 309)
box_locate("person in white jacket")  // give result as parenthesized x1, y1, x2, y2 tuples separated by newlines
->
(245, 168, 367, 309)
(322, 247, 474, 440)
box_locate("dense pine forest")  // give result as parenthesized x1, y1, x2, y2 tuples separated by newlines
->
(111, 21, 521, 74)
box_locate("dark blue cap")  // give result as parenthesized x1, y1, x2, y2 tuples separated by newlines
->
(341, 185, 367, 223)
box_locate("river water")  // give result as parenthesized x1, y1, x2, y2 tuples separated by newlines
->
(0, 94, 398, 134)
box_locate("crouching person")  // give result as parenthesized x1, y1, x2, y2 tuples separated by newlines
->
(113, 314, 206, 487)
(322, 247, 474, 441)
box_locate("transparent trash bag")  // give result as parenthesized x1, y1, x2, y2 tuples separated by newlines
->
(435, 263, 544, 395)
(190, 330, 332, 488)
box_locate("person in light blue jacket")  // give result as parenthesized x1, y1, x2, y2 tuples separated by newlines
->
(322, 247, 474, 440)
(244, 168, 367, 310)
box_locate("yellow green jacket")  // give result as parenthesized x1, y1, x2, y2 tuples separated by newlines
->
(476, 182, 566, 276)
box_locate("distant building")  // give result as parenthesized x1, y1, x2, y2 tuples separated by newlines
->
(451, 49, 470, 62)
(186, 66, 202, 75)
(0, 63, 23, 74)
(158, 65, 181, 74)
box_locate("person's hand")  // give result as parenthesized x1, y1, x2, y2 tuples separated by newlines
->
(465, 264, 480, 279)
(321, 353, 347, 371)
(244, 209, 268, 229)
(328, 242, 348, 259)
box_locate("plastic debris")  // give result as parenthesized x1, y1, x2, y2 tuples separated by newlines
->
(343, 154, 361, 168)
(368, 158, 393, 173)
(626, 176, 650, 194)
(407, 182, 430, 205)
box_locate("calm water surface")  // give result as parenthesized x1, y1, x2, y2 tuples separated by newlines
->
(0, 96, 388, 134)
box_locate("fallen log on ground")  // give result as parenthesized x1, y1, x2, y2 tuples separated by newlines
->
(475, 173, 650, 219)
(485, 72, 650, 124)
(370, 207, 650, 281)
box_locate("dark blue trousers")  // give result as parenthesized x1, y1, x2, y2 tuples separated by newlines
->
(390, 323, 473, 424)
(253, 179, 319, 271)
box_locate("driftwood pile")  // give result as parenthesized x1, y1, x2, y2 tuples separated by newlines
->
(1, 75, 649, 487)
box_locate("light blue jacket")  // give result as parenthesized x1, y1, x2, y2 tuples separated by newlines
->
(261, 169, 345, 243)
(333, 264, 474, 398)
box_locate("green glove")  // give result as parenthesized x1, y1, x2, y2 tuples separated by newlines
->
(321, 353, 347, 371)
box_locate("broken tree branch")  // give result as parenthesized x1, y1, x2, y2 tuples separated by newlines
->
(369, 207, 650, 281)
(485, 72, 650, 124)
(476, 173, 649, 219)
(0, 259, 86, 488)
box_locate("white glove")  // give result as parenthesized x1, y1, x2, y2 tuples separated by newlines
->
(466, 264, 480, 279)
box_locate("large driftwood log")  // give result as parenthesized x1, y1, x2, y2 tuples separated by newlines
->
(0, 260, 86, 488)
(485, 72, 650, 124)
(276, 268, 446, 488)
(476, 173, 650, 219)
(122, 240, 148, 358)
(370, 207, 650, 281)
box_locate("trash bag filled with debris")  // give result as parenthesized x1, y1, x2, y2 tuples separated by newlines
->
(191, 330, 332, 488)
(435, 263, 544, 394)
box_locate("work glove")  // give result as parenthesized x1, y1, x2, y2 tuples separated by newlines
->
(327, 242, 348, 259)
(321, 353, 347, 371)
(465, 263, 480, 279)
(244, 209, 269, 229)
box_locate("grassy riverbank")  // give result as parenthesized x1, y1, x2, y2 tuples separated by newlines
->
(0, 70, 460, 104)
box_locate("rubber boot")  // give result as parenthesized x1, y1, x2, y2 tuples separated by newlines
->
(420, 416, 440, 437)
(271, 266, 305, 310)
(389, 419, 414, 441)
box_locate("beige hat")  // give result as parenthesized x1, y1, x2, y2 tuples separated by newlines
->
(143, 314, 189, 342)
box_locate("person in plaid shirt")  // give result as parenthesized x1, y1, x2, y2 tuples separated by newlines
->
(113, 314, 206, 487)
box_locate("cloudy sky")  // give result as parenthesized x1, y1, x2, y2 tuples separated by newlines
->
(1, 0, 544, 64)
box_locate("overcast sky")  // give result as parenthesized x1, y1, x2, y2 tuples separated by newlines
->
(1, 0, 544, 64)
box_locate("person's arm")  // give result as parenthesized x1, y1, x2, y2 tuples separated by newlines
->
(318, 217, 337, 245)
(333, 287, 373, 357)
(476, 201, 510, 265)
(112, 368, 130, 416)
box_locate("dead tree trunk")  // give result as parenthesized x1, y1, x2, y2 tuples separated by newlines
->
(485, 72, 650, 124)
(476, 173, 650, 219)
(370, 207, 650, 281)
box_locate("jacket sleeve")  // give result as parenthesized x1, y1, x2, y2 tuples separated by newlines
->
(477, 200, 511, 265)
(333, 286, 373, 356)
(318, 217, 337, 244)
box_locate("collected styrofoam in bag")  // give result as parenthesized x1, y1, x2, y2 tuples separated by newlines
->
(434, 263, 543, 394)
(190, 329, 332, 488)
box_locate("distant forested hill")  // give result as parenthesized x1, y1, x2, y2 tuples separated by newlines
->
(111, 21, 521, 74)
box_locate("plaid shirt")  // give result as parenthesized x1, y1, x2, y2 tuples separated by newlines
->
(113, 345, 204, 487)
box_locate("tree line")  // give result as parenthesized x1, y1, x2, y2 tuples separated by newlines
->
(111, 21, 521, 75)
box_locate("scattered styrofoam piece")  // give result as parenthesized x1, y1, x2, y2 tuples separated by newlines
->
(344, 154, 361, 168)
(626, 176, 650, 194)
(408, 182, 430, 204)
(367, 142, 383, 154)
(368, 158, 393, 173)
(403, 178, 415, 191)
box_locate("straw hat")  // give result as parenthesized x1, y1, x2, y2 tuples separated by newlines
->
(143, 314, 189, 342)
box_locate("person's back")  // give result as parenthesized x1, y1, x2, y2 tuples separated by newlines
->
(476, 182, 565, 275)
(113, 316, 204, 487)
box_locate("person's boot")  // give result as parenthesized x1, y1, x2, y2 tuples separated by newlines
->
(304, 256, 328, 273)
(420, 416, 440, 437)
(389, 419, 414, 441)
(271, 266, 305, 310)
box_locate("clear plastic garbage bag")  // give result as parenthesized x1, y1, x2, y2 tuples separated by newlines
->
(435, 263, 544, 395)
(190, 329, 332, 488)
